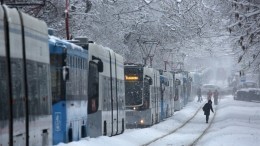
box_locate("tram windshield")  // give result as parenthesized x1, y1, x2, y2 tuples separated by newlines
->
(125, 67, 144, 106)
(125, 81, 143, 106)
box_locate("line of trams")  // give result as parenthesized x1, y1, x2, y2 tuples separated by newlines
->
(0, 6, 201, 146)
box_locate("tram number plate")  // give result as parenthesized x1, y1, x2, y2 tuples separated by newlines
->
(55, 112, 61, 131)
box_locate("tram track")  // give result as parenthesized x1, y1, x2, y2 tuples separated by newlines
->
(141, 103, 204, 146)
(141, 103, 218, 146)
(189, 105, 218, 146)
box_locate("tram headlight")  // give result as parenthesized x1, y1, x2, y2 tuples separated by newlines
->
(140, 119, 144, 124)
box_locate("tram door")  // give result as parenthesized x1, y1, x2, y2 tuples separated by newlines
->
(155, 71, 160, 123)
(0, 6, 10, 146)
(110, 51, 118, 136)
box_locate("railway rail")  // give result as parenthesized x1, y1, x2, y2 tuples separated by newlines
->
(141, 103, 218, 146)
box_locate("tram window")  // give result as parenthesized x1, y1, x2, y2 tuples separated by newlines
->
(113, 78, 117, 108)
(82, 60, 84, 69)
(80, 58, 82, 69)
(77, 57, 79, 68)
(0, 61, 8, 121)
(78, 58, 80, 69)
(70, 56, 72, 67)
(83, 60, 85, 69)
(74, 56, 76, 68)
(82, 58, 84, 69)
(27, 62, 39, 116)
(88, 61, 99, 114)
(71, 56, 74, 67)
(125, 80, 143, 106)
(76, 57, 78, 68)
(38, 64, 50, 115)
(75, 57, 77, 68)
(11, 61, 25, 118)
(78, 58, 80, 68)
(68, 55, 70, 66)
(73, 57, 75, 68)
(102, 77, 108, 111)
(81, 58, 83, 69)
(150, 87, 154, 108)
(106, 77, 112, 111)
(142, 78, 150, 109)
(117, 80, 122, 110)
(50, 54, 63, 103)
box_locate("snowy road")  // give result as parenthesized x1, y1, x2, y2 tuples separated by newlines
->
(57, 95, 260, 146)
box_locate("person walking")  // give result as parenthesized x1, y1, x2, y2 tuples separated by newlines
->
(213, 89, 219, 105)
(207, 90, 213, 101)
(202, 100, 214, 123)
(197, 87, 202, 102)
(232, 86, 237, 96)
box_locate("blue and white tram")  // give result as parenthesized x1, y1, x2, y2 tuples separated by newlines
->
(159, 71, 174, 121)
(125, 65, 161, 128)
(182, 71, 190, 105)
(187, 74, 193, 102)
(85, 41, 125, 137)
(49, 36, 88, 144)
(174, 73, 184, 111)
(190, 72, 202, 99)
(0, 5, 52, 146)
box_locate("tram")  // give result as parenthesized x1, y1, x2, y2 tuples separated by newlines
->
(0, 5, 52, 146)
(190, 72, 202, 100)
(49, 35, 88, 144)
(80, 40, 125, 137)
(125, 65, 160, 128)
(159, 70, 175, 120)
(174, 73, 184, 111)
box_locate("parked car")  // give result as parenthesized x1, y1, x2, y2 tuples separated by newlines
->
(234, 88, 260, 102)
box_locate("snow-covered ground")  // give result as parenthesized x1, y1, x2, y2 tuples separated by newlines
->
(57, 95, 260, 146)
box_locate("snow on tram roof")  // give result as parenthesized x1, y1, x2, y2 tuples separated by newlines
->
(49, 35, 84, 51)
(103, 46, 115, 53)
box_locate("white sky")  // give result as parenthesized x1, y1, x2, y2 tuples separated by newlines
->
(57, 95, 260, 146)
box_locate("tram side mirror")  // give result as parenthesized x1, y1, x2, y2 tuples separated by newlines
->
(149, 79, 153, 85)
(92, 56, 103, 72)
(145, 75, 153, 85)
(97, 61, 103, 72)
(62, 66, 69, 81)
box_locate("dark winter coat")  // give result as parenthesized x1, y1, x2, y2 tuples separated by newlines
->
(203, 101, 214, 115)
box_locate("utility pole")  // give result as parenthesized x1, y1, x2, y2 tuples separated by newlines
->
(164, 61, 168, 70)
(137, 39, 159, 67)
(65, 0, 70, 40)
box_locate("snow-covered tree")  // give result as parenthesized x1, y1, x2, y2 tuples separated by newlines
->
(4, 0, 238, 72)
(228, 0, 260, 72)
